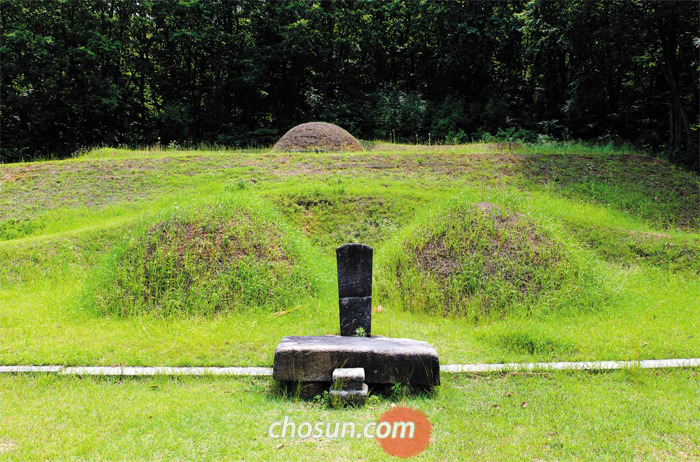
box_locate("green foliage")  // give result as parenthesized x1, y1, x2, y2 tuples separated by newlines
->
(0, 146, 698, 369)
(390, 382, 409, 400)
(352, 326, 367, 338)
(311, 389, 329, 407)
(478, 330, 577, 357)
(2, 371, 700, 460)
(0, 218, 42, 240)
(271, 184, 428, 256)
(373, 86, 427, 142)
(1, 0, 697, 169)
(82, 195, 316, 317)
(479, 127, 540, 144)
(428, 96, 472, 144)
(568, 225, 699, 273)
(519, 153, 700, 229)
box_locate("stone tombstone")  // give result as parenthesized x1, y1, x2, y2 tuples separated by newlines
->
(336, 243, 372, 336)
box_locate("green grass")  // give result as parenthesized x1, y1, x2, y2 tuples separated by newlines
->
(0, 142, 698, 458)
(0, 143, 698, 365)
(0, 370, 697, 461)
(268, 182, 432, 256)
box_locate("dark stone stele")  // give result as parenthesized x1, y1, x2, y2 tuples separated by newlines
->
(272, 336, 440, 389)
(336, 243, 372, 336)
(339, 297, 371, 337)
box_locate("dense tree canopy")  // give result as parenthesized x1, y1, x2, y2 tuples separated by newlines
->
(1, 0, 697, 169)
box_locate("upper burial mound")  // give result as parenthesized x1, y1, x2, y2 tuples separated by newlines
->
(273, 122, 363, 152)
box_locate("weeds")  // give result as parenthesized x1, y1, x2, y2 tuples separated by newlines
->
(353, 327, 367, 338)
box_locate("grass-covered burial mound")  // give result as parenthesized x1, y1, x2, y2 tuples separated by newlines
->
(380, 198, 599, 321)
(273, 122, 363, 152)
(84, 197, 314, 316)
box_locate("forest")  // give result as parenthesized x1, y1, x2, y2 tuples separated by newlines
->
(1, 0, 698, 169)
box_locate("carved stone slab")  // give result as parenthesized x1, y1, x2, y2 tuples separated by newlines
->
(273, 336, 440, 387)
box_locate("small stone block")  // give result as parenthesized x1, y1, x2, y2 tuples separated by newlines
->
(329, 383, 369, 408)
(332, 367, 365, 390)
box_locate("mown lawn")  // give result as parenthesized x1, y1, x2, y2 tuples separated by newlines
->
(0, 370, 698, 461)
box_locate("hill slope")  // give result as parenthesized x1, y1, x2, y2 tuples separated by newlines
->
(0, 142, 697, 367)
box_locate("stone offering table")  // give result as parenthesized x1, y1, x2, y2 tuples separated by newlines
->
(273, 336, 440, 395)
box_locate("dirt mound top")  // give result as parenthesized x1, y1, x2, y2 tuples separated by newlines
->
(273, 122, 363, 152)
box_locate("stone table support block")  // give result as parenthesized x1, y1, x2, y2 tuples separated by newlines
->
(332, 367, 365, 390)
(330, 384, 369, 408)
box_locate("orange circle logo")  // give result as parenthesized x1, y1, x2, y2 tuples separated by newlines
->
(376, 407, 431, 458)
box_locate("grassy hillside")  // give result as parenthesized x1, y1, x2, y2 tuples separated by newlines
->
(1, 142, 697, 365)
(0, 142, 698, 460)
(81, 195, 321, 317)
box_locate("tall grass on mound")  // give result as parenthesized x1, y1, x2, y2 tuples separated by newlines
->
(83, 197, 316, 316)
(379, 198, 597, 321)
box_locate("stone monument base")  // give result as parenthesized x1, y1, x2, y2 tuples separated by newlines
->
(273, 335, 440, 399)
